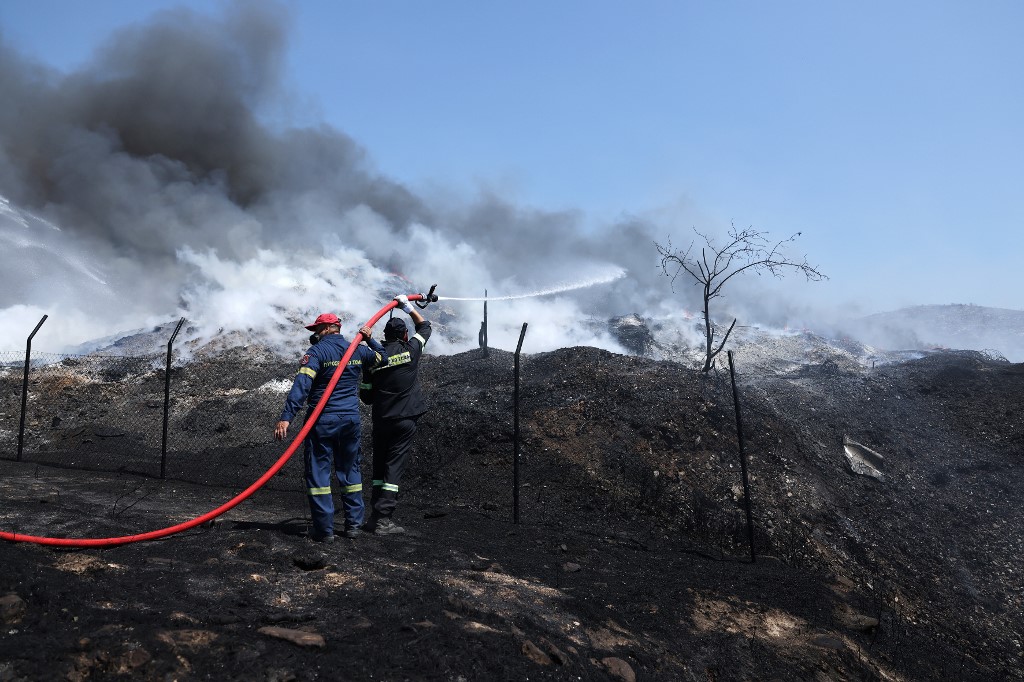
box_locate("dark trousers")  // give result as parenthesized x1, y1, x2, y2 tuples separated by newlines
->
(304, 413, 364, 537)
(371, 416, 418, 518)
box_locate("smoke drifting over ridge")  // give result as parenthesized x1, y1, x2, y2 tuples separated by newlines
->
(0, 2, 679, 356)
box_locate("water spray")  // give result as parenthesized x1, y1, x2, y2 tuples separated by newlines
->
(437, 267, 625, 302)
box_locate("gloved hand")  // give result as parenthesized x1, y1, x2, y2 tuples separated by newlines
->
(394, 294, 414, 313)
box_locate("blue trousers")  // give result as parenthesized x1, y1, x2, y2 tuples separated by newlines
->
(303, 412, 364, 537)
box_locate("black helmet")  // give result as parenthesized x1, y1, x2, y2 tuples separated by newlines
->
(383, 317, 408, 340)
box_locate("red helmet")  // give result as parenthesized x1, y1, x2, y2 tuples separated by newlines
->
(304, 313, 341, 331)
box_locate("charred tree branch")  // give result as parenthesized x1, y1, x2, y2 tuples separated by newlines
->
(656, 223, 827, 372)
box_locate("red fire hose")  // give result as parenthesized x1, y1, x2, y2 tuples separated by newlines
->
(0, 292, 434, 547)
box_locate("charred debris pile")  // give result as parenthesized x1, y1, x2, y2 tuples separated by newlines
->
(421, 345, 1024, 677)
(2, 340, 1023, 678)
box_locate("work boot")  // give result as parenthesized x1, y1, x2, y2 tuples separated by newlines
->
(362, 512, 380, 533)
(373, 517, 405, 535)
(343, 526, 363, 539)
(310, 532, 335, 544)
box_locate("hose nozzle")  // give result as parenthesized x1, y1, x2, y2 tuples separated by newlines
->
(415, 284, 439, 309)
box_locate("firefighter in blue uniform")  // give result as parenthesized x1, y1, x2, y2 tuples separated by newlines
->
(275, 312, 388, 543)
(360, 295, 432, 534)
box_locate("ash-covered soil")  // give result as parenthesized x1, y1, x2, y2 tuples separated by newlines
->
(1, 341, 1023, 681)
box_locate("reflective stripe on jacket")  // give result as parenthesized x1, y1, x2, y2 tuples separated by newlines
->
(363, 319, 431, 420)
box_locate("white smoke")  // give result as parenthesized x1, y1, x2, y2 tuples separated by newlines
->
(0, 189, 639, 357)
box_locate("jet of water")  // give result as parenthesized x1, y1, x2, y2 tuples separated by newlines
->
(437, 268, 626, 302)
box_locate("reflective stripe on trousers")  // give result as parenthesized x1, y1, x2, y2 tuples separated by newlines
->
(304, 412, 365, 536)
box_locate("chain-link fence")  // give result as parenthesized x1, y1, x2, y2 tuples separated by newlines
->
(0, 349, 308, 493)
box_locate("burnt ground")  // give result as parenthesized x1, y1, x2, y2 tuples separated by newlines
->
(0, 341, 1023, 681)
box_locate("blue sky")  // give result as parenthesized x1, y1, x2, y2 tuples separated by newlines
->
(2, 0, 1022, 313)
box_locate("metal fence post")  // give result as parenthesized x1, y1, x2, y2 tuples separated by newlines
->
(17, 315, 48, 461)
(727, 350, 756, 562)
(513, 322, 528, 524)
(478, 289, 489, 358)
(161, 317, 186, 479)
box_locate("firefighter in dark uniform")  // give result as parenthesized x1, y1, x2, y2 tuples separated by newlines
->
(360, 295, 432, 535)
(275, 313, 388, 543)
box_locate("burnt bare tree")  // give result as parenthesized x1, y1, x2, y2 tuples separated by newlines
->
(657, 224, 827, 372)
